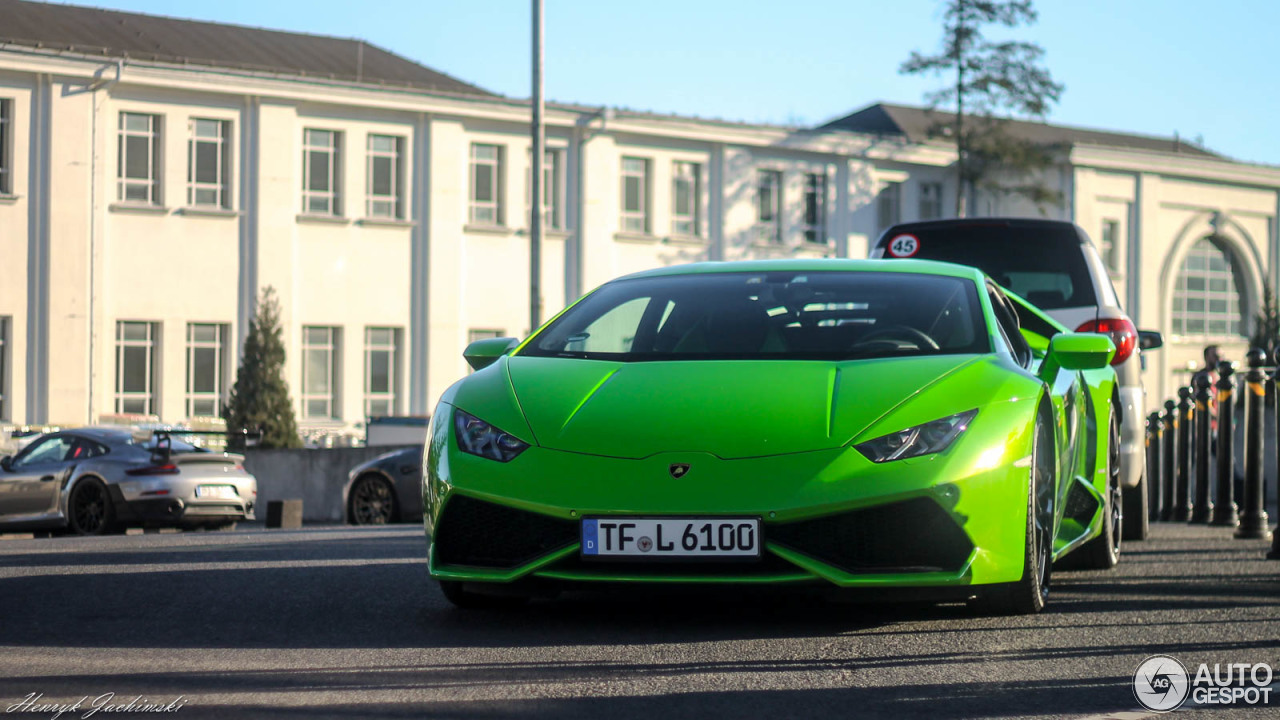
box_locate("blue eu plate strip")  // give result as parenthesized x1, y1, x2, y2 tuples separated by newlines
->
(581, 519, 598, 555)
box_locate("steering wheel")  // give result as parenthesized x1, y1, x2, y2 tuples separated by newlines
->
(853, 325, 941, 351)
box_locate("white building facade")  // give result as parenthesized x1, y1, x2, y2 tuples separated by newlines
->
(1, 5, 1279, 433)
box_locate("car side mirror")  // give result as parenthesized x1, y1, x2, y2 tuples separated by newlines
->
(0, 456, 10, 471)
(1039, 332, 1115, 380)
(463, 337, 520, 371)
(1138, 330, 1164, 351)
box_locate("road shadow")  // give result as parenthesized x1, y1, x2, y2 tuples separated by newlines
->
(1, 528, 1277, 655)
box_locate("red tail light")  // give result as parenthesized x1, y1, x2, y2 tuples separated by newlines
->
(126, 464, 179, 476)
(1076, 316, 1138, 366)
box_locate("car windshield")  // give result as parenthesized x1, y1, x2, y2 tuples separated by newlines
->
(522, 270, 988, 362)
(879, 223, 1098, 310)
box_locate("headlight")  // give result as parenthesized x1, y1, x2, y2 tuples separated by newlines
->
(855, 409, 977, 463)
(454, 409, 530, 462)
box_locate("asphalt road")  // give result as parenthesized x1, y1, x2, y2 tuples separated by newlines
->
(0, 523, 1276, 720)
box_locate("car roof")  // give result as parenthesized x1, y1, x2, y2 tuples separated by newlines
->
(876, 217, 1087, 245)
(613, 258, 988, 284)
(59, 427, 138, 444)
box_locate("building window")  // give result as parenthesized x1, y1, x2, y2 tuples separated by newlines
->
(118, 113, 161, 204)
(919, 182, 943, 220)
(525, 149, 562, 230)
(1172, 237, 1247, 337)
(302, 129, 341, 215)
(803, 172, 826, 243)
(367, 134, 404, 219)
(671, 161, 701, 237)
(115, 321, 158, 415)
(877, 181, 902, 230)
(621, 157, 650, 234)
(469, 143, 504, 226)
(756, 169, 782, 243)
(468, 329, 506, 343)
(188, 118, 229, 208)
(0, 99, 10, 195)
(467, 329, 505, 374)
(301, 326, 340, 420)
(364, 327, 399, 418)
(0, 316, 7, 420)
(1100, 219, 1121, 272)
(186, 323, 227, 418)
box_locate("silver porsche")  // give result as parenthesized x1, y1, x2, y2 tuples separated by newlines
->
(0, 427, 257, 535)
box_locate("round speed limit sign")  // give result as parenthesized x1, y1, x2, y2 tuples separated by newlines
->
(887, 234, 919, 258)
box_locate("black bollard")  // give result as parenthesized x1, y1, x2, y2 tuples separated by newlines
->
(1190, 373, 1214, 523)
(1174, 386, 1193, 521)
(1161, 399, 1177, 522)
(1236, 349, 1272, 540)
(1147, 411, 1163, 522)
(1212, 360, 1239, 527)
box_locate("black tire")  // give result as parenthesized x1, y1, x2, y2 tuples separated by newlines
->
(348, 474, 398, 525)
(1069, 413, 1123, 570)
(67, 477, 115, 536)
(1122, 472, 1150, 541)
(974, 410, 1054, 615)
(438, 580, 530, 609)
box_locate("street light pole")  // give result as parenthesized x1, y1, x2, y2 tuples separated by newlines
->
(529, 0, 545, 334)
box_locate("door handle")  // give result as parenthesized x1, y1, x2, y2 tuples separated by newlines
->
(39, 475, 55, 482)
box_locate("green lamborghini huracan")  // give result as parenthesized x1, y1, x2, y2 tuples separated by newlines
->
(424, 259, 1121, 614)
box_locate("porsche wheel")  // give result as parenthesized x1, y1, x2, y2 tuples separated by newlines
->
(67, 478, 114, 536)
(975, 410, 1053, 615)
(1069, 413, 1123, 570)
(438, 581, 530, 610)
(348, 474, 398, 525)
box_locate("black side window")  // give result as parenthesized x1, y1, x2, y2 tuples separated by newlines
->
(68, 440, 109, 460)
(988, 285, 1032, 367)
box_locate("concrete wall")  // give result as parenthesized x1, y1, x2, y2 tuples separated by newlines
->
(242, 445, 417, 523)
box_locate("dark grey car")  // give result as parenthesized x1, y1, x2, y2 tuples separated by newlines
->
(343, 447, 423, 525)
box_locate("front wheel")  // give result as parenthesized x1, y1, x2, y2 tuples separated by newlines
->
(348, 475, 398, 525)
(974, 412, 1054, 615)
(67, 478, 115, 536)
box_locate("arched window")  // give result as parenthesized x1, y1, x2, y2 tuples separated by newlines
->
(1172, 237, 1247, 336)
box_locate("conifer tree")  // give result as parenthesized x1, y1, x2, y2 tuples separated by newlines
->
(225, 286, 302, 449)
(901, 0, 1065, 216)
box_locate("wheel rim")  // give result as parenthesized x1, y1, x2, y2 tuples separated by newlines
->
(72, 482, 107, 534)
(1108, 417, 1123, 556)
(352, 477, 394, 525)
(1033, 422, 1054, 600)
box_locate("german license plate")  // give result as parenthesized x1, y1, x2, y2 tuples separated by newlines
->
(581, 518, 760, 558)
(196, 485, 238, 499)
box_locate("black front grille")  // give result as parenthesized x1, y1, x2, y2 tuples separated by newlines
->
(433, 494, 578, 569)
(768, 497, 973, 574)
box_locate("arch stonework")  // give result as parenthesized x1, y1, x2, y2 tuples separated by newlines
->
(1154, 209, 1266, 405)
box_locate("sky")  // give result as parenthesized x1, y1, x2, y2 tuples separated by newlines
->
(78, 0, 1280, 166)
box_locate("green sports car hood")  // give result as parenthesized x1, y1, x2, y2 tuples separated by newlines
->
(500, 354, 984, 460)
